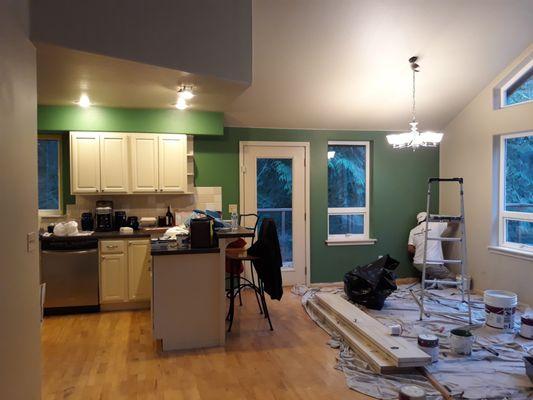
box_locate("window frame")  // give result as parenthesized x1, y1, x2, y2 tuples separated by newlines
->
(494, 56, 533, 109)
(498, 131, 532, 253)
(327, 140, 370, 243)
(38, 134, 63, 217)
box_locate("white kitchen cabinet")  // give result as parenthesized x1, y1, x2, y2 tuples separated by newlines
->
(158, 134, 188, 193)
(99, 253, 127, 303)
(127, 240, 151, 301)
(99, 133, 129, 193)
(70, 132, 101, 193)
(99, 239, 151, 307)
(130, 134, 159, 193)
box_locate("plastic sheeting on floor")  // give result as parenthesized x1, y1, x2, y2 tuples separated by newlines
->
(296, 284, 533, 400)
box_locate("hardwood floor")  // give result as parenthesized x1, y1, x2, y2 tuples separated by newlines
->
(41, 288, 371, 400)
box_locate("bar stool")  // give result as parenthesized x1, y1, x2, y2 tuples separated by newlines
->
(225, 214, 273, 332)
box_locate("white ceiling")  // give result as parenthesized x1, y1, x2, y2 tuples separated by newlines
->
(225, 0, 533, 130)
(36, 0, 533, 131)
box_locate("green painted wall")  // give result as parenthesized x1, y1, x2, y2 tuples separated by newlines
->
(194, 127, 439, 282)
(38, 106, 224, 136)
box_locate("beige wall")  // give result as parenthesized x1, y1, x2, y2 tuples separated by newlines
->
(0, 0, 41, 398)
(440, 45, 533, 305)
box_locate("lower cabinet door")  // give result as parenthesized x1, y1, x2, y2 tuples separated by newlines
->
(127, 240, 151, 301)
(100, 253, 127, 303)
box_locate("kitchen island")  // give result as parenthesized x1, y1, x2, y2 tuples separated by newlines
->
(150, 227, 254, 351)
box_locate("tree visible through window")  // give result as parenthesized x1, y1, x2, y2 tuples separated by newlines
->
(327, 142, 369, 240)
(38, 137, 61, 214)
(505, 68, 533, 106)
(500, 133, 532, 249)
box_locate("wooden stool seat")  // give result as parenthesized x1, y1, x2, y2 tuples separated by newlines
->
(225, 247, 260, 261)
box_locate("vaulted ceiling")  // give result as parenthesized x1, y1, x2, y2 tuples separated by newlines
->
(34, 0, 533, 131)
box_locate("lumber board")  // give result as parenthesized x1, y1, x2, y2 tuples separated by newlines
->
(315, 292, 430, 366)
(307, 300, 396, 373)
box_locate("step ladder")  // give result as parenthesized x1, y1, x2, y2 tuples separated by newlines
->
(418, 177, 472, 323)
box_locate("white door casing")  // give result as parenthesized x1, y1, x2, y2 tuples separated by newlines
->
(240, 142, 310, 286)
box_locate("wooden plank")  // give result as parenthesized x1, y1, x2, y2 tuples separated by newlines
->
(418, 367, 454, 400)
(315, 292, 430, 366)
(307, 300, 396, 373)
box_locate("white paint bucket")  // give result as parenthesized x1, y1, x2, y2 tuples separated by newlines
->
(484, 290, 518, 330)
(399, 385, 426, 400)
(417, 334, 439, 363)
(520, 315, 533, 339)
(450, 329, 475, 356)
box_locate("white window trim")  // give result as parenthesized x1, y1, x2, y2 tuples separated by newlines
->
(497, 131, 532, 254)
(493, 54, 533, 109)
(38, 135, 63, 217)
(327, 141, 374, 245)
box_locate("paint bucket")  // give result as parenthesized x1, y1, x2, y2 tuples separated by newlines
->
(520, 314, 533, 339)
(450, 329, 475, 355)
(417, 334, 439, 363)
(399, 385, 426, 400)
(484, 290, 517, 330)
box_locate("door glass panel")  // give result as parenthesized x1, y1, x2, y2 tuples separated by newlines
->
(256, 158, 293, 268)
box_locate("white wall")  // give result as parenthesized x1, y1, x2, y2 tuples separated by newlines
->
(440, 45, 533, 305)
(0, 1, 41, 398)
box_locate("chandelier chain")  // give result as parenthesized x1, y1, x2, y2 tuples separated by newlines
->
(412, 69, 416, 123)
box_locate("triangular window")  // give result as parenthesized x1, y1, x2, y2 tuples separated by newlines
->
(505, 67, 532, 106)
(494, 55, 533, 109)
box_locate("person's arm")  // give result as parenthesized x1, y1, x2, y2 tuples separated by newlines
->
(407, 229, 416, 257)
(408, 244, 415, 254)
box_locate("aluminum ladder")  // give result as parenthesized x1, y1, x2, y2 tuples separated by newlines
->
(418, 177, 472, 323)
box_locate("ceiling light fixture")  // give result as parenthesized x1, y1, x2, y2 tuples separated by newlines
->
(175, 85, 194, 110)
(386, 57, 443, 150)
(75, 94, 91, 108)
(175, 97, 188, 110)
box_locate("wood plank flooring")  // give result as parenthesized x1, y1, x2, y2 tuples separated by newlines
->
(41, 288, 371, 400)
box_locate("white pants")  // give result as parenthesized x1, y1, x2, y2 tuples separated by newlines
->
(413, 263, 451, 280)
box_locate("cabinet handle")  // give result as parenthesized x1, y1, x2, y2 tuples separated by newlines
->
(106, 245, 118, 249)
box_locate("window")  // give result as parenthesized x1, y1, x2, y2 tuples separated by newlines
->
(499, 132, 532, 252)
(38, 136, 62, 215)
(495, 57, 533, 108)
(327, 141, 370, 242)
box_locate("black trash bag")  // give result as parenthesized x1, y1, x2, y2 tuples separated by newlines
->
(343, 254, 400, 310)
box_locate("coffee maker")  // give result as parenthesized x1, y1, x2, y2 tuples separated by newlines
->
(95, 200, 113, 231)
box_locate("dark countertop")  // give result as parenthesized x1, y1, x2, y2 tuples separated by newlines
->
(151, 242, 220, 256)
(40, 230, 152, 242)
(215, 227, 255, 239)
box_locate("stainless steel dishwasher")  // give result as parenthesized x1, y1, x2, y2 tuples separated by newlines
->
(40, 238, 100, 314)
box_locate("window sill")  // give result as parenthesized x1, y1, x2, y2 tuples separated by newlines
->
(325, 238, 377, 246)
(39, 213, 65, 219)
(487, 245, 533, 262)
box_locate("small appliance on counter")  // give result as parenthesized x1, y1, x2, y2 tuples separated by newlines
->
(139, 217, 157, 228)
(80, 212, 94, 231)
(95, 200, 113, 231)
(126, 216, 139, 230)
(190, 218, 215, 248)
(114, 211, 127, 230)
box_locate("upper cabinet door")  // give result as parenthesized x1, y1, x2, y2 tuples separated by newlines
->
(158, 134, 187, 193)
(100, 133, 129, 193)
(130, 134, 159, 193)
(70, 132, 101, 193)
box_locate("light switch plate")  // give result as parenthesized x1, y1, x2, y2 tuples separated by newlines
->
(228, 204, 238, 214)
(27, 232, 36, 252)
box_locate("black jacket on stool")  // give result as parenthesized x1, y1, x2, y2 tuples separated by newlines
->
(247, 218, 283, 300)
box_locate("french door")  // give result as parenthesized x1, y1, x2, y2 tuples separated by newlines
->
(240, 142, 308, 286)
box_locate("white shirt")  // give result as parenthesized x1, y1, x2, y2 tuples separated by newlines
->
(408, 222, 447, 264)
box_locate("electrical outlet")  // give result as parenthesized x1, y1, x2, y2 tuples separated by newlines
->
(228, 204, 238, 214)
(27, 232, 36, 253)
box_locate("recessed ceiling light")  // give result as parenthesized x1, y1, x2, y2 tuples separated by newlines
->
(175, 97, 188, 110)
(74, 94, 91, 108)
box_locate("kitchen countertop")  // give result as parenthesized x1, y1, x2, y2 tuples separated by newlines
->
(151, 242, 220, 256)
(40, 230, 152, 241)
(214, 227, 255, 239)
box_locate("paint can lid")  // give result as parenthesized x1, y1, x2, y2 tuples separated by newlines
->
(399, 385, 427, 400)
(522, 314, 533, 326)
(418, 334, 439, 348)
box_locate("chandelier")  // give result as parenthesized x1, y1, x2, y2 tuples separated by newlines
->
(386, 57, 443, 150)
